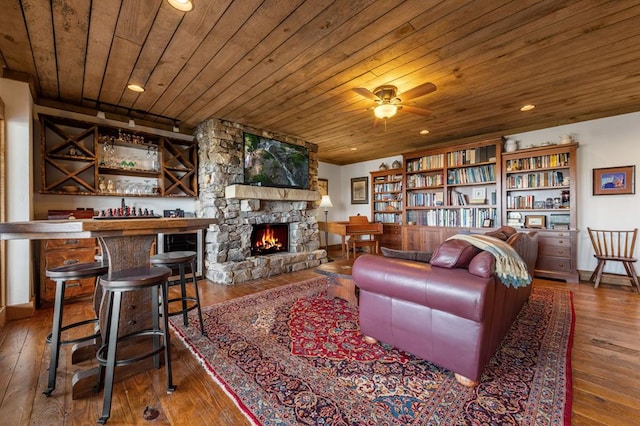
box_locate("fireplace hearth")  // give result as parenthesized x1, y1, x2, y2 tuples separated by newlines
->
(251, 223, 289, 256)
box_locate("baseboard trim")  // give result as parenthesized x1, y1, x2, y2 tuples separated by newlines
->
(6, 302, 35, 320)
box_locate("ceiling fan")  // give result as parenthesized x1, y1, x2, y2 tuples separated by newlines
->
(352, 82, 437, 120)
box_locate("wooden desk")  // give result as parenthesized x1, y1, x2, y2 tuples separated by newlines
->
(0, 217, 217, 398)
(320, 221, 383, 257)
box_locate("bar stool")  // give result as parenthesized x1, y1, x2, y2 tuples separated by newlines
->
(43, 261, 108, 397)
(150, 251, 206, 335)
(96, 266, 174, 424)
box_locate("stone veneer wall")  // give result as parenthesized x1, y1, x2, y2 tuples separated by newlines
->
(194, 118, 325, 284)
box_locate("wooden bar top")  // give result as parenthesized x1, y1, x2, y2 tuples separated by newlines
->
(0, 217, 217, 240)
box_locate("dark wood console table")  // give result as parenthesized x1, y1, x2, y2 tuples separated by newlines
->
(0, 217, 216, 398)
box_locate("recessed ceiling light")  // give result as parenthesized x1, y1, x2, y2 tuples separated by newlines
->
(520, 104, 535, 111)
(350, 147, 358, 151)
(127, 84, 145, 93)
(419, 129, 430, 135)
(167, 0, 193, 11)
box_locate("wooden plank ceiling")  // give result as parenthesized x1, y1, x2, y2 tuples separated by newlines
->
(1, 0, 640, 165)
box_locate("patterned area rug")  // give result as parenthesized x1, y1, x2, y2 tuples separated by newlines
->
(170, 278, 574, 425)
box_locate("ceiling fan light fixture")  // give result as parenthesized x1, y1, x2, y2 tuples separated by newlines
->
(168, 0, 193, 11)
(374, 104, 398, 119)
(520, 104, 535, 111)
(127, 83, 145, 93)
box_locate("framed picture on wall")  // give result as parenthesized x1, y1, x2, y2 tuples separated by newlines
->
(318, 178, 328, 197)
(351, 177, 368, 204)
(593, 165, 635, 195)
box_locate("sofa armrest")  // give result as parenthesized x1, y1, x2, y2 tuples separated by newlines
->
(352, 255, 494, 322)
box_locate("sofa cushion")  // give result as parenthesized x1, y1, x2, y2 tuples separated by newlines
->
(380, 246, 432, 263)
(484, 226, 518, 241)
(468, 251, 495, 277)
(430, 239, 481, 269)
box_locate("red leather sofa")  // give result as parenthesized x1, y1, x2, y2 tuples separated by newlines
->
(352, 231, 538, 386)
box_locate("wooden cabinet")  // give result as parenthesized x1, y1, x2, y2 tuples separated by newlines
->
(377, 223, 402, 250)
(401, 226, 464, 253)
(501, 143, 579, 283)
(370, 168, 403, 224)
(39, 238, 98, 305)
(40, 115, 197, 198)
(535, 230, 578, 282)
(403, 138, 502, 228)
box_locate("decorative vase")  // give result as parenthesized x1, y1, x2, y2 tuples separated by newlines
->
(379, 163, 388, 170)
(560, 134, 573, 144)
(391, 160, 401, 169)
(504, 139, 518, 152)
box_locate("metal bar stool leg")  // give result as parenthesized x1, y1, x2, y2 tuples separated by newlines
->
(189, 258, 206, 336)
(44, 279, 66, 396)
(98, 291, 122, 425)
(178, 263, 189, 326)
(161, 279, 176, 393)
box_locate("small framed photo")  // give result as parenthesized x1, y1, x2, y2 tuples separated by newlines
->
(318, 178, 328, 197)
(482, 218, 493, 228)
(534, 200, 546, 209)
(525, 215, 546, 229)
(593, 165, 635, 195)
(350, 177, 369, 204)
(469, 187, 486, 204)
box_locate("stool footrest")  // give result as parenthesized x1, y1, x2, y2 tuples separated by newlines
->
(46, 318, 99, 346)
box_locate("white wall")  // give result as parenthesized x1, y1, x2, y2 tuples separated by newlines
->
(327, 111, 640, 274)
(0, 79, 34, 306)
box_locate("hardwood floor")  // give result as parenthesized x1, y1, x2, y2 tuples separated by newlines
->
(1, 249, 639, 425)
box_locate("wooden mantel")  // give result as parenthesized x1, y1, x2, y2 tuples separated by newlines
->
(225, 184, 320, 202)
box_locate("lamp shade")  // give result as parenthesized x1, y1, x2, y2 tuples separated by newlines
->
(374, 104, 398, 119)
(319, 195, 333, 208)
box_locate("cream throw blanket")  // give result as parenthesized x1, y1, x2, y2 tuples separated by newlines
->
(448, 234, 532, 288)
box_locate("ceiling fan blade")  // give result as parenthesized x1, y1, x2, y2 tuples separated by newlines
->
(353, 87, 381, 101)
(400, 82, 437, 101)
(401, 105, 433, 116)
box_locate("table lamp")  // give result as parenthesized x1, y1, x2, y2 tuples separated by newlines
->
(319, 195, 333, 261)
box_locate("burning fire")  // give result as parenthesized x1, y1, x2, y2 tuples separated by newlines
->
(255, 227, 283, 251)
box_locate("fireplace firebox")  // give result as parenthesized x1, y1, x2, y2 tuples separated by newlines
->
(251, 223, 289, 256)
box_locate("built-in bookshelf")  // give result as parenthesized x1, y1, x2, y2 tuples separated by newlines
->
(501, 142, 579, 283)
(370, 168, 404, 224)
(403, 138, 502, 228)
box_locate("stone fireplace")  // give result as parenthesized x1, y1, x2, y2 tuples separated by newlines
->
(195, 118, 326, 284)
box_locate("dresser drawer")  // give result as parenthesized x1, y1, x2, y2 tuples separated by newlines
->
(46, 238, 96, 250)
(539, 235, 572, 247)
(539, 244, 571, 258)
(537, 255, 573, 273)
(42, 276, 97, 303)
(40, 244, 99, 304)
(45, 247, 97, 269)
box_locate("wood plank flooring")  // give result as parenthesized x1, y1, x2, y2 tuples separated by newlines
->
(0, 249, 638, 425)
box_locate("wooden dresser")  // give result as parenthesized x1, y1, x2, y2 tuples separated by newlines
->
(39, 209, 98, 305)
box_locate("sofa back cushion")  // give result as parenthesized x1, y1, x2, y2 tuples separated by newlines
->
(380, 246, 432, 263)
(468, 251, 496, 277)
(430, 239, 481, 269)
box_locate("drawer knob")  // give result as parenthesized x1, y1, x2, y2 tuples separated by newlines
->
(64, 240, 80, 244)
(558, 251, 564, 255)
(66, 282, 80, 288)
(63, 259, 79, 265)
(558, 240, 564, 244)
(558, 263, 564, 268)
